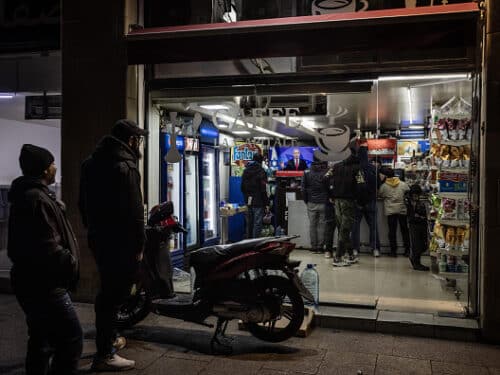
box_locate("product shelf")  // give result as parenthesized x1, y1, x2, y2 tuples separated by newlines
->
(431, 138, 471, 147)
(438, 219, 470, 227)
(437, 271, 469, 279)
(438, 192, 469, 199)
(433, 249, 469, 257)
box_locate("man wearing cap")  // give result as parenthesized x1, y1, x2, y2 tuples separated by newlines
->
(8, 144, 82, 374)
(79, 119, 147, 371)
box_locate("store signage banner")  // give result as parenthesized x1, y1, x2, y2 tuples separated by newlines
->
(231, 143, 262, 167)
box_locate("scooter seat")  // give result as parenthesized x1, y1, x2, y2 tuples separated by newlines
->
(189, 237, 274, 272)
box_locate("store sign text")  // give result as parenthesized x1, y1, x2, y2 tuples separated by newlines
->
(212, 107, 302, 129)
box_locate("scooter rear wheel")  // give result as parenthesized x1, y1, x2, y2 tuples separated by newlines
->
(116, 286, 152, 330)
(247, 276, 304, 343)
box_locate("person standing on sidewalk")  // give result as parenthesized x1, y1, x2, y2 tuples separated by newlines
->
(378, 168, 411, 257)
(79, 119, 148, 371)
(241, 153, 269, 238)
(327, 140, 360, 267)
(301, 157, 329, 253)
(8, 144, 82, 375)
(351, 140, 381, 257)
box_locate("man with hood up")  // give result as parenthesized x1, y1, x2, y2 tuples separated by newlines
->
(79, 119, 148, 371)
(241, 153, 269, 238)
(301, 156, 329, 253)
(327, 137, 361, 267)
(378, 168, 411, 257)
(8, 144, 82, 374)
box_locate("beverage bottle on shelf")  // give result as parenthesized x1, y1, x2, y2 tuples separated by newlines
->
(300, 264, 319, 306)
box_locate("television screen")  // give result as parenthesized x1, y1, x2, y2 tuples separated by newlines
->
(269, 146, 318, 170)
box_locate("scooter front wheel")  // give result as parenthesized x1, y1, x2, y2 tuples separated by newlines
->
(116, 286, 152, 330)
(247, 276, 304, 343)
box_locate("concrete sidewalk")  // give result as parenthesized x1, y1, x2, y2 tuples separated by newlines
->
(1, 294, 499, 375)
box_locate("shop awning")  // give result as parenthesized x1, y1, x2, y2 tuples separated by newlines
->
(126, 3, 479, 66)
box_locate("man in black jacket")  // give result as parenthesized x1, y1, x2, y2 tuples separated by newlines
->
(301, 157, 329, 253)
(327, 141, 360, 267)
(8, 144, 82, 375)
(284, 148, 308, 171)
(79, 119, 147, 371)
(241, 153, 269, 238)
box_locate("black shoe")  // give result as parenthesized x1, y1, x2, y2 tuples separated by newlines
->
(413, 263, 430, 271)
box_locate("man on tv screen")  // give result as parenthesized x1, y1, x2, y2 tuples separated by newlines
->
(284, 148, 308, 171)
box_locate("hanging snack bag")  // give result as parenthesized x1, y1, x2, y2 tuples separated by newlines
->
(437, 118, 449, 140)
(434, 222, 446, 249)
(465, 119, 472, 140)
(449, 146, 462, 168)
(461, 145, 471, 169)
(448, 119, 459, 141)
(430, 143, 441, 166)
(445, 227, 457, 252)
(441, 197, 458, 220)
(455, 227, 466, 252)
(440, 145, 451, 168)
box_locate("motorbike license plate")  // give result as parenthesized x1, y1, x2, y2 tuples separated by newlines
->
(292, 274, 315, 302)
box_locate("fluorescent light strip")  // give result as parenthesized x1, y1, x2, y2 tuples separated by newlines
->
(200, 104, 230, 110)
(232, 131, 251, 135)
(407, 87, 413, 125)
(379, 74, 469, 82)
(0, 94, 14, 99)
(216, 113, 288, 139)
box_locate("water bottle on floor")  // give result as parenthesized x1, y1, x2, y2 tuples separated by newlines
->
(300, 264, 319, 306)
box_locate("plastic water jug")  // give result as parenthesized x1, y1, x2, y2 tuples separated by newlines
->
(300, 264, 319, 306)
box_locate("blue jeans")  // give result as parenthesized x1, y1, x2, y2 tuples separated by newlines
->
(14, 291, 83, 375)
(352, 200, 380, 252)
(246, 206, 264, 238)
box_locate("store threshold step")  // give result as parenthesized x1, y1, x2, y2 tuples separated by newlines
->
(316, 306, 479, 342)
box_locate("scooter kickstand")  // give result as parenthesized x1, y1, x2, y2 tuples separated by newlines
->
(210, 318, 233, 355)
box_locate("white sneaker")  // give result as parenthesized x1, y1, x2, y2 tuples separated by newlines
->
(332, 258, 351, 267)
(345, 255, 359, 264)
(92, 354, 136, 372)
(373, 249, 381, 257)
(353, 250, 359, 257)
(324, 251, 332, 259)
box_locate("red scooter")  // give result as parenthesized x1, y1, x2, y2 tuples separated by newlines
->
(116, 202, 313, 353)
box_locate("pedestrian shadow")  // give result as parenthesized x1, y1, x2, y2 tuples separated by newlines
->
(119, 324, 307, 357)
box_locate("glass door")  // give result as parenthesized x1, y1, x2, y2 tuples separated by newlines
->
(201, 145, 218, 242)
(184, 154, 199, 248)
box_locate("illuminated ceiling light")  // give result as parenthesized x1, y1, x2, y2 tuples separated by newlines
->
(407, 87, 413, 125)
(378, 74, 469, 82)
(200, 104, 230, 110)
(0, 93, 14, 99)
(254, 126, 287, 138)
(232, 130, 251, 135)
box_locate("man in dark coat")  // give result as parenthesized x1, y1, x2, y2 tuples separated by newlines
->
(284, 148, 308, 171)
(301, 157, 329, 253)
(8, 144, 82, 375)
(79, 119, 148, 371)
(241, 153, 269, 238)
(351, 141, 381, 257)
(327, 140, 360, 267)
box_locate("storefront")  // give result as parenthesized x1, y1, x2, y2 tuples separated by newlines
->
(128, 2, 482, 328)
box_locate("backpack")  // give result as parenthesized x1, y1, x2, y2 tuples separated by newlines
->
(354, 167, 370, 206)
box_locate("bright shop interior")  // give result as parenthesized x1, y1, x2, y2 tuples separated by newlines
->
(147, 72, 476, 318)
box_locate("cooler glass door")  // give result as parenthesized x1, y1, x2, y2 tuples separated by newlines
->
(184, 154, 199, 248)
(201, 146, 218, 241)
(166, 161, 183, 252)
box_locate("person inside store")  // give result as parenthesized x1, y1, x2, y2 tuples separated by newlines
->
(301, 155, 329, 254)
(284, 148, 308, 171)
(8, 144, 82, 375)
(405, 184, 430, 271)
(79, 119, 148, 372)
(372, 159, 387, 188)
(378, 168, 411, 257)
(326, 137, 360, 267)
(323, 197, 337, 259)
(352, 140, 381, 257)
(241, 152, 269, 238)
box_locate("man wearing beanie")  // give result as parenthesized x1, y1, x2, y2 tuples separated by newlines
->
(8, 144, 82, 375)
(79, 119, 148, 371)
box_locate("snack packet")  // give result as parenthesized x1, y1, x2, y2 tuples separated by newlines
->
(440, 145, 451, 168)
(437, 118, 449, 140)
(461, 145, 470, 169)
(445, 227, 457, 252)
(448, 119, 459, 141)
(441, 197, 458, 220)
(450, 146, 462, 168)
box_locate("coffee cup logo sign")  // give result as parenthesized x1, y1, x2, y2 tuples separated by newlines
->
(312, 0, 369, 14)
(313, 125, 353, 162)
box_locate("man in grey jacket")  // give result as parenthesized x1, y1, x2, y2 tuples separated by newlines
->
(301, 157, 329, 253)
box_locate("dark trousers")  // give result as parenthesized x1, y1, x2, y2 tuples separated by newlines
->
(352, 200, 381, 251)
(246, 206, 264, 239)
(324, 202, 336, 252)
(335, 199, 356, 258)
(95, 262, 137, 357)
(387, 214, 411, 255)
(409, 223, 428, 265)
(15, 291, 83, 375)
